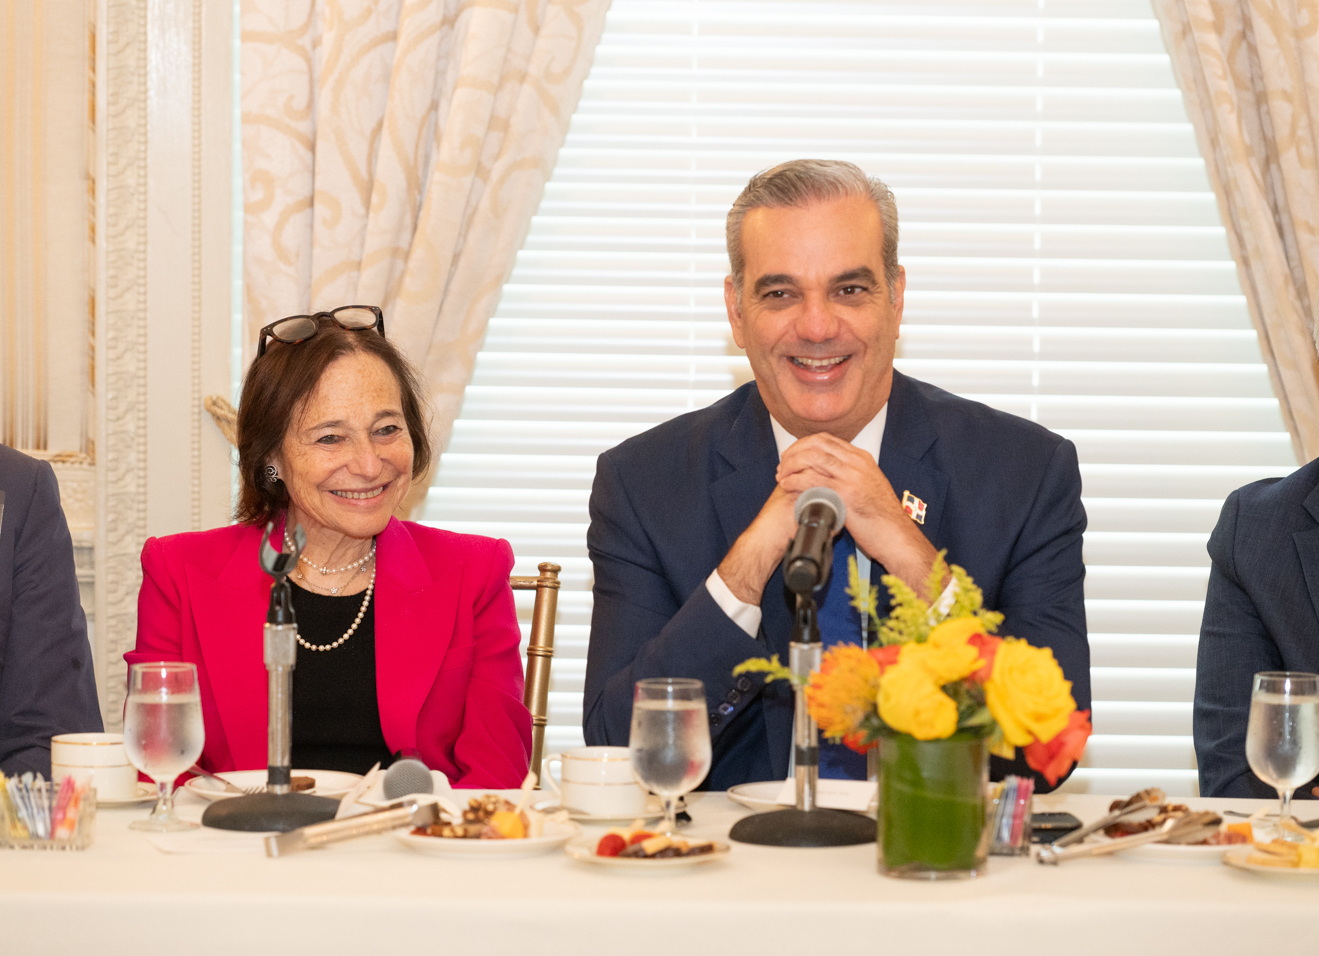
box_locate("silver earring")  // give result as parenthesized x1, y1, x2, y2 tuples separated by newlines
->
(264, 464, 280, 483)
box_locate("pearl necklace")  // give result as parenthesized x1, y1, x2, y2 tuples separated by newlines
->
(296, 565, 376, 652)
(293, 562, 364, 596)
(286, 532, 376, 575)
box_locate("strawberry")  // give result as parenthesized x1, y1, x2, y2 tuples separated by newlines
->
(596, 833, 626, 857)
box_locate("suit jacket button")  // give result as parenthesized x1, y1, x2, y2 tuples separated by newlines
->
(726, 689, 741, 704)
(709, 712, 722, 727)
(736, 676, 752, 692)
(717, 702, 734, 715)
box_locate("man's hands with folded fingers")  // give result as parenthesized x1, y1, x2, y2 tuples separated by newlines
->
(716, 483, 801, 606)
(776, 432, 938, 592)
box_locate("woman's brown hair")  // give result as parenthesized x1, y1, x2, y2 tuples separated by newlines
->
(234, 326, 432, 525)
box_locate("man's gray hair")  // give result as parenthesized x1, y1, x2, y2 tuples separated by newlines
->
(726, 159, 900, 301)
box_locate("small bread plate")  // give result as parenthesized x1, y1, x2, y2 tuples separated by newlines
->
(1223, 846, 1319, 878)
(183, 769, 362, 802)
(395, 820, 580, 859)
(564, 838, 731, 871)
(97, 781, 158, 807)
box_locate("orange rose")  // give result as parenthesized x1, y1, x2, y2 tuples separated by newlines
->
(1023, 709, 1092, 786)
(966, 632, 1002, 683)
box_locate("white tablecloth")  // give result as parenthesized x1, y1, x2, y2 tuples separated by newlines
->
(2, 790, 1313, 955)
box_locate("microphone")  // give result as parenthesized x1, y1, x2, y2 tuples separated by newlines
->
(382, 758, 434, 801)
(782, 487, 847, 594)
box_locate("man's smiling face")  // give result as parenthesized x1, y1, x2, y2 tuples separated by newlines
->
(725, 193, 906, 441)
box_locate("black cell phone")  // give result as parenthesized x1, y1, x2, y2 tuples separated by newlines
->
(1030, 811, 1083, 843)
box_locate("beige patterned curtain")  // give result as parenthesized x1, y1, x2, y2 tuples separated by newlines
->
(241, 0, 610, 508)
(1154, 0, 1319, 463)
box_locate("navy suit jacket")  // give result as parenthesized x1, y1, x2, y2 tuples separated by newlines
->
(0, 445, 102, 776)
(1195, 458, 1319, 799)
(584, 372, 1089, 791)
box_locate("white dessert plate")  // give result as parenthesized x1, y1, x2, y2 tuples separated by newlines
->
(395, 820, 580, 859)
(564, 838, 731, 870)
(96, 782, 158, 807)
(727, 781, 877, 816)
(183, 769, 362, 802)
(1223, 846, 1319, 878)
(1105, 838, 1235, 864)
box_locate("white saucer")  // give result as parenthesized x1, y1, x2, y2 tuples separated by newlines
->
(1223, 846, 1319, 878)
(96, 782, 158, 807)
(533, 798, 665, 825)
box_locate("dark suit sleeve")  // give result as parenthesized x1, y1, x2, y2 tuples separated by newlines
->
(583, 453, 765, 749)
(1194, 491, 1283, 798)
(990, 438, 1089, 791)
(0, 461, 102, 776)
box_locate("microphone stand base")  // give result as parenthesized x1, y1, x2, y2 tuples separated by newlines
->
(201, 792, 340, 832)
(728, 807, 876, 847)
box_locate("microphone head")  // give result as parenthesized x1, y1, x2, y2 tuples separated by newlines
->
(794, 486, 846, 527)
(382, 758, 434, 800)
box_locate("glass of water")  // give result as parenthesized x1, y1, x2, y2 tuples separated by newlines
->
(123, 662, 205, 832)
(629, 678, 712, 835)
(1245, 671, 1319, 835)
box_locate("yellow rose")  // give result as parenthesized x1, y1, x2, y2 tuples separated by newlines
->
(878, 661, 958, 740)
(984, 639, 1075, 747)
(899, 620, 983, 685)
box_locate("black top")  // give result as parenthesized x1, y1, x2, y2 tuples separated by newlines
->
(289, 581, 393, 775)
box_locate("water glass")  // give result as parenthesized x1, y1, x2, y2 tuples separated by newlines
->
(123, 662, 205, 832)
(1245, 671, 1319, 834)
(628, 678, 712, 835)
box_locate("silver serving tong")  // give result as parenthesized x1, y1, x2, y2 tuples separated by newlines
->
(1047, 787, 1166, 851)
(1037, 810, 1221, 865)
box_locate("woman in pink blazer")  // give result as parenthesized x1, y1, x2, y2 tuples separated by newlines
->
(128, 307, 531, 787)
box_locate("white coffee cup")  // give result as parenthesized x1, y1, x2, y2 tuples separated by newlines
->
(51, 732, 139, 801)
(542, 746, 649, 819)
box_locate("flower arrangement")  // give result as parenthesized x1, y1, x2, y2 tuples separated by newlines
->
(735, 552, 1091, 786)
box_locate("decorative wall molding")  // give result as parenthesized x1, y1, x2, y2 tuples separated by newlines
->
(95, 0, 234, 730)
(96, 0, 150, 730)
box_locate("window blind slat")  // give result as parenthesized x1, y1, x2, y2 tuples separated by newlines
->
(426, 0, 1295, 796)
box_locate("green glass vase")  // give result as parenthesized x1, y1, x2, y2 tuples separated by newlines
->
(877, 730, 990, 879)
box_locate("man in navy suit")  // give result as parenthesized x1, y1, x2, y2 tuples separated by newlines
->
(0, 444, 102, 776)
(583, 160, 1088, 790)
(1195, 460, 1319, 799)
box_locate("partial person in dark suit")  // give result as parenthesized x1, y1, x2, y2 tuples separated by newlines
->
(584, 160, 1089, 790)
(1195, 458, 1319, 799)
(0, 444, 102, 776)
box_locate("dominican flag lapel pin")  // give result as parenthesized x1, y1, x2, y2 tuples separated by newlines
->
(901, 490, 927, 525)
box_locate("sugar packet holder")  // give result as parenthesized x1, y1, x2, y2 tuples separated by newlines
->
(1, 772, 97, 851)
(988, 775, 1033, 856)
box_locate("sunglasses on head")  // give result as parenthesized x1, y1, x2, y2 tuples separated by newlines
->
(256, 305, 386, 358)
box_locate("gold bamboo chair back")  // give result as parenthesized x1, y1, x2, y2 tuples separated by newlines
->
(510, 562, 561, 786)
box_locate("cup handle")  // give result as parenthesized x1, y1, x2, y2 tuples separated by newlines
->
(541, 754, 563, 799)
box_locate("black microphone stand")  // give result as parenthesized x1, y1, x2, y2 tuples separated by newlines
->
(202, 523, 341, 832)
(728, 554, 876, 847)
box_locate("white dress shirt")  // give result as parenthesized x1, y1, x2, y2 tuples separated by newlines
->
(705, 405, 887, 638)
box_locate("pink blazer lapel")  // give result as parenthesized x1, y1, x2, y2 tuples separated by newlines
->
(187, 523, 273, 770)
(374, 518, 461, 756)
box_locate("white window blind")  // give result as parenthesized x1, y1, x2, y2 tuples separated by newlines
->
(423, 0, 1296, 796)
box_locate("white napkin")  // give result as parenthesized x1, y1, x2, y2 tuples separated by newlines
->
(773, 778, 876, 812)
(147, 828, 272, 854)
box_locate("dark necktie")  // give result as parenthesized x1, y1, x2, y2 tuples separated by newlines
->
(814, 528, 870, 780)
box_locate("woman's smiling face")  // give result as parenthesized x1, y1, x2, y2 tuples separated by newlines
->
(274, 350, 414, 542)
